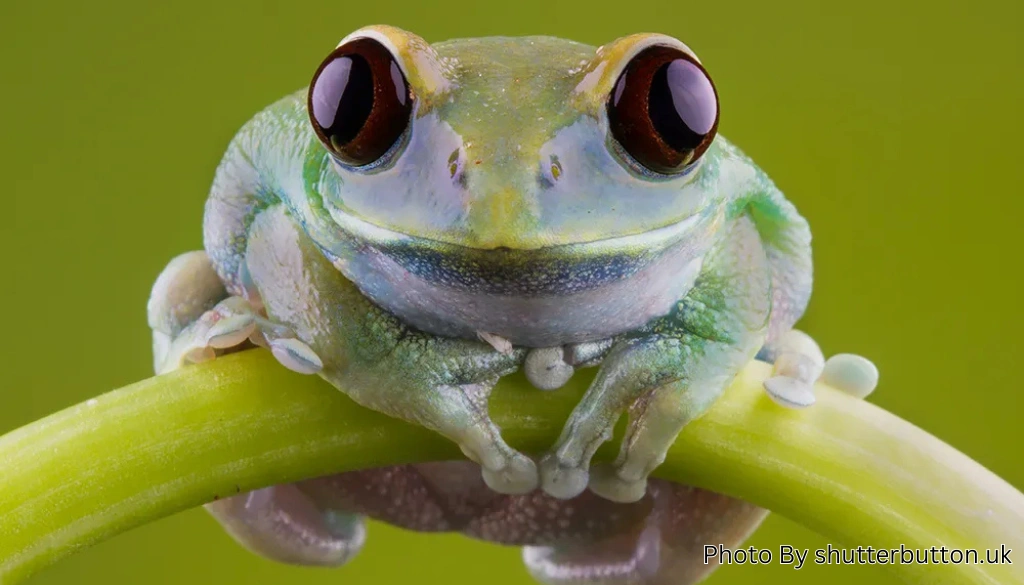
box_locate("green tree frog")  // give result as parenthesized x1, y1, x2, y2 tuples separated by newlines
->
(147, 25, 877, 584)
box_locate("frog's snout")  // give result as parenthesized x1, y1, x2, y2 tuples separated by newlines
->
(461, 186, 535, 249)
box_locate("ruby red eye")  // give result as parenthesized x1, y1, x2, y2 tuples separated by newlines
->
(607, 46, 719, 174)
(308, 38, 413, 166)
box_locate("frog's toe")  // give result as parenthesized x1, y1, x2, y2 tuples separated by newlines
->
(155, 296, 262, 374)
(763, 375, 816, 408)
(205, 484, 365, 566)
(453, 419, 539, 495)
(588, 464, 648, 504)
(269, 337, 324, 375)
(821, 353, 879, 399)
(538, 454, 591, 500)
(762, 329, 824, 409)
(480, 452, 539, 495)
(523, 526, 661, 585)
(525, 347, 575, 391)
(205, 314, 257, 349)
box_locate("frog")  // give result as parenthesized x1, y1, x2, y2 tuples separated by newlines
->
(147, 25, 878, 584)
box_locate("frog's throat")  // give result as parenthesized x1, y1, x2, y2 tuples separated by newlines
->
(318, 204, 722, 347)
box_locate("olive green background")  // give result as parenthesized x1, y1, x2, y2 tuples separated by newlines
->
(1, 0, 1020, 583)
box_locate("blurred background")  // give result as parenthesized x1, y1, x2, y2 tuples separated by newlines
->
(1, 0, 1020, 583)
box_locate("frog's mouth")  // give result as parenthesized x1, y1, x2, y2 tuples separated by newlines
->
(326, 204, 721, 296)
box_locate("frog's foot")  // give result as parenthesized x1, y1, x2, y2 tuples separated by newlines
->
(761, 329, 825, 409)
(313, 330, 536, 495)
(523, 482, 768, 585)
(155, 296, 322, 376)
(157, 295, 322, 375)
(760, 331, 880, 405)
(205, 485, 365, 566)
(536, 340, 694, 502)
(380, 378, 539, 496)
(457, 411, 540, 495)
(582, 376, 704, 505)
(148, 250, 323, 376)
(540, 331, 756, 504)
(478, 450, 539, 496)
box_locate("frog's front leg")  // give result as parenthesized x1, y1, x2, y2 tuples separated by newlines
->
(539, 217, 772, 502)
(148, 250, 363, 566)
(243, 206, 537, 495)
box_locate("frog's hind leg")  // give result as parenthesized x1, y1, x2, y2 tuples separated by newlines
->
(205, 485, 365, 566)
(523, 481, 767, 585)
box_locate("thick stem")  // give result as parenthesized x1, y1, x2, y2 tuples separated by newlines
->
(0, 351, 1020, 584)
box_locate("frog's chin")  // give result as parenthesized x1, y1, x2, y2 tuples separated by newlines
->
(319, 203, 722, 347)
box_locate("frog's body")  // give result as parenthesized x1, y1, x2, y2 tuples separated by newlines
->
(147, 26, 836, 584)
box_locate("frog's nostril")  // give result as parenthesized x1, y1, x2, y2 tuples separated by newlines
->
(550, 157, 563, 180)
(447, 147, 466, 183)
(539, 155, 564, 189)
(447, 148, 470, 188)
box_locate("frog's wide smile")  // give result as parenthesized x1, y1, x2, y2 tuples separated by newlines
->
(319, 199, 720, 298)
(325, 199, 717, 257)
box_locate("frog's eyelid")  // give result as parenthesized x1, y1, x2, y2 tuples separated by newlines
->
(337, 30, 403, 63)
(336, 25, 454, 97)
(571, 34, 706, 130)
(332, 28, 412, 88)
(593, 35, 702, 79)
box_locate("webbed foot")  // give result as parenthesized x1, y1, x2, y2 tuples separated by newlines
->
(539, 336, 749, 504)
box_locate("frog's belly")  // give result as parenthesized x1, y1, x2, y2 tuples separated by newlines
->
(337, 238, 706, 347)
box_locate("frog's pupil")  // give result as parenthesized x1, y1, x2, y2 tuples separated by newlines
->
(648, 59, 716, 153)
(312, 54, 375, 147)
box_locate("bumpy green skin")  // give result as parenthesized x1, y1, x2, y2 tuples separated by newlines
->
(147, 25, 815, 583)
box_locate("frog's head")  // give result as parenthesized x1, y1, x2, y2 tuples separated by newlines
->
(308, 25, 727, 256)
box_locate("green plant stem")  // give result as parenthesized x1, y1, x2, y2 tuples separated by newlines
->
(0, 351, 1021, 584)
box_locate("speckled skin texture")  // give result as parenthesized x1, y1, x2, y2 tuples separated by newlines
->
(207, 462, 768, 585)
(147, 25, 815, 584)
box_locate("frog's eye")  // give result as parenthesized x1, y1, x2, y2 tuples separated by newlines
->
(607, 46, 719, 174)
(308, 37, 413, 166)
